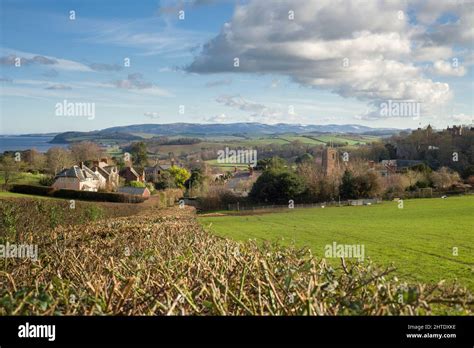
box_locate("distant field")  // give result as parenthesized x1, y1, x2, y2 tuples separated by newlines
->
(130, 132, 156, 139)
(233, 137, 290, 146)
(305, 134, 378, 145)
(0, 172, 45, 185)
(101, 133, 380, 158)
(205, 159, 250, 169)
(0, 191, 55, 199)
(278, 135, 323, 145)
(199, 196, 474, 290)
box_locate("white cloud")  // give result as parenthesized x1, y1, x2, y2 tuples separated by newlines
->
(215, 94, 300, 123)
(450, 113, 473, 124)
(431, 60, 466, 77)
(204, 113, 228, 123)
(205, 78, 232, 87)
(144, 111, 160, 119)
(1, 48, 93, 72)
(187, 0, 472, 120)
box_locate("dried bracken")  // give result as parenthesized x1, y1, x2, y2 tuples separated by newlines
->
(0, 199, 472, 315)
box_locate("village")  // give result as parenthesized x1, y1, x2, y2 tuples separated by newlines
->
(1, 124, 472, 209)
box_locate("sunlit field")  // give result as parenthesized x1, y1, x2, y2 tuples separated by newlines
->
(199, 196, 474, 290)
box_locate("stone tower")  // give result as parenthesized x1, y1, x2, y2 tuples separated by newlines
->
(322, 147, 337, 176)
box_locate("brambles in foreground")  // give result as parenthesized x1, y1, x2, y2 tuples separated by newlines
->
(0, 207, 471, 315)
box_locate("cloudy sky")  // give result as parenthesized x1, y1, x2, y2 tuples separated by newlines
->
(0, 0, 473, 134)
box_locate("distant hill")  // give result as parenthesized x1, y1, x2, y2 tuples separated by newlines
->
(49, 123, 402, 143)
(50, 131, 143, 144)
(103, 122, 399, 135)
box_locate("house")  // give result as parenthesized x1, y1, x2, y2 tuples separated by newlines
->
(119, 166, 145, 183)
(52, 163, 106, 191)
(117, 186, 150, 198)
(91, 158, 119, 189)
(225, 170, 260, 196)
(379, 159, 423, 175)
(144, 164, 172, 182)
(447, 125, 463, 136)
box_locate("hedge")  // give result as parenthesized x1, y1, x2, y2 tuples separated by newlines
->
(52, 189, 146, 203)
(9, 185, 145, 203)
(10, 184, 54, 196)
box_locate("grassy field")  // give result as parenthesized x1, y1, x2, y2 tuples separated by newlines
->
(278, 135, 324, 145)
(199, 196, 474, 290)
(0, 172, 45, 185)
(304, 134, 378, 145)
(205, 159, 251, 169)
(0, 191, 55, 199)
(2, 202, 471, 315)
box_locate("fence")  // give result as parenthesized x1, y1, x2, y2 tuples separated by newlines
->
(227, 199, 382, 211)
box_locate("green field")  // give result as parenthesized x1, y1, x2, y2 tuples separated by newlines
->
(0, 172, 45, 185)
(278, 135, 324, 145)
(0, 191, 58, 200)
(199, 196, 474, 290)
(205, 159, 251, 169)
(304, 134, 378, 145)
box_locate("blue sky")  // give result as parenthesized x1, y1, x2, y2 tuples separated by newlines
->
(0, 0, 473, 134)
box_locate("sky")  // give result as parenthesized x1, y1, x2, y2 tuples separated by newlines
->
(0, 0, 473, 134)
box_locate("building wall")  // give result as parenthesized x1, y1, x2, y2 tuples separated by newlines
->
(52, 177, 81, 190)
(109, 172, 119, 187)
(120, 168, 143, 183)
(322, 147, 338, 176)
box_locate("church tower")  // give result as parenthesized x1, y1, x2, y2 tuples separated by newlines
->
(322, 147, 337, 176)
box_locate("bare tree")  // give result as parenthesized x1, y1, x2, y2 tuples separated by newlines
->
(430, 167, 461, 190)
(70, 141, 103, 163)
(46, 147, 73, 174)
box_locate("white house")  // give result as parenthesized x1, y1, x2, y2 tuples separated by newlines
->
(52, 163, 106, 191)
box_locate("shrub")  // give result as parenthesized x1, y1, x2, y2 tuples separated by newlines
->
(249, 169, 306, 204)
(168, 166, 191, 189)
(154, 171, 175, 190)
(430, 167, 461, 190)
(10, 184, 54, 196)
(52, 189, 145, 203)
(0, 199, 145, 236)
(84, 205, 103, 221)
(146, 182, 156, 194)
(197, 186, 242, 211)
(48, 205, 62, 229)
(38, 176, 55, 186)
(129, 181, 146, 188)
(0, 204, 17, 240)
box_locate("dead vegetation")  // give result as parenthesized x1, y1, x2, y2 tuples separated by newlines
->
(0, 203, 472, 315)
